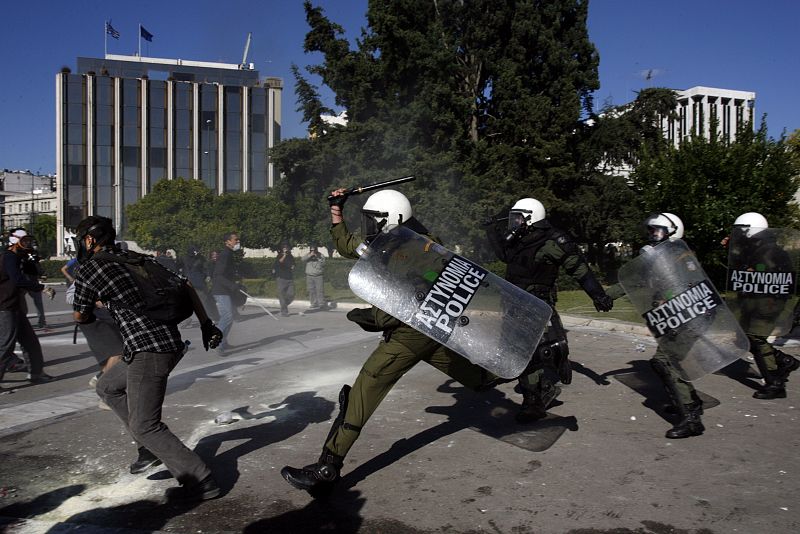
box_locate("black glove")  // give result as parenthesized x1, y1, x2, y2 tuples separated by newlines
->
(201, 319, 223, 350)
(578, 272, 613, 312)
(328, 192, 348, 208)
(346, 307, 383, 332)
(593, 294, 614, 312)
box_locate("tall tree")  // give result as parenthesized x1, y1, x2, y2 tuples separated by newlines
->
(275, 0, 600, 253)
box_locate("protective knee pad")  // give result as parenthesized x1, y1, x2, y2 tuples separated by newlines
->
(324, 384, 361, 445)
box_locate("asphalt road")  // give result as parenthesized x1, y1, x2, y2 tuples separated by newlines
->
(1, 288, 798, 533)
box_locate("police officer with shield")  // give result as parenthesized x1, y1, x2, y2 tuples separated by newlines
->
(726, 212, 800, 399)
(486, 198, 613, 423)
(608, 213, 710, 438)
(281, 187, 504, 496)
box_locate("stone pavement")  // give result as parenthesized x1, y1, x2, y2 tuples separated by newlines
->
(0, 296, 799, 533)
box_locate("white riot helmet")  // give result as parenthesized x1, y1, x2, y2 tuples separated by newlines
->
(361, 189, 413, 241)
(509, 198, 546, 231)
(644, 212, 684, 244)
(733, 212, 768, 238)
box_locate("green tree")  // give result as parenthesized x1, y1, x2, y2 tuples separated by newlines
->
(631, 120, 800, 284)
(30, 214, 57, 258)
(275, 0, 600, 254)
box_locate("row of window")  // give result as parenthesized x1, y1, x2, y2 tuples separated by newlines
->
(4, 200, 54, 213)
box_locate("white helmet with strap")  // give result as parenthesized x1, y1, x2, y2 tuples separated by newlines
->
(644, 212, 684, 243)
(361, 189, 413, 239)
(509, 198, 546, 229)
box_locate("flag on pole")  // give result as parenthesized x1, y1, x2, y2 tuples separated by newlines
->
(106, 21, 120, 39)
(140, 25, 153, 42)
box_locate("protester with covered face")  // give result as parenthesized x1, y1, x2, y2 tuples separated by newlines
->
(1, 229, 54, 386)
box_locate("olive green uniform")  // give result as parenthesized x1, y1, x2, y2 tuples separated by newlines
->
(486, 221, 610, 405)
(606, 243, 703, 408)
(325, 222, 492, 458)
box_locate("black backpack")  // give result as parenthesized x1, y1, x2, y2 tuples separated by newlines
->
(94, 250, 194, 324)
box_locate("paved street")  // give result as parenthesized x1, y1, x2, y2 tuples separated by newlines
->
(1, 290, 799, 533)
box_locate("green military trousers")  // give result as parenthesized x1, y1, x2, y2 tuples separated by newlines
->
(748, 334, 779, 372)
(324, 332, 492, 459)
(652, 347, 697, 406)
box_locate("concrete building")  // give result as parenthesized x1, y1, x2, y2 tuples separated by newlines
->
(664, 86, 756, 146)
(55, 54, 283, 255)
(0, 170, 57, 234)
(603, 86, 756, 178)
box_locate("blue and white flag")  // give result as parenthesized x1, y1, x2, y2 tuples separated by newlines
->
(140, 25, 153, 42)
(106, 21, 120, 39)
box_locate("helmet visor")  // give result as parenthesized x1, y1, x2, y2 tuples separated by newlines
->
(361, 209, 388, 242)
(508, 210, 529, 231)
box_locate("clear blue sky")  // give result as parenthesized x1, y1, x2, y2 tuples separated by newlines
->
(1, 1, 798, 174)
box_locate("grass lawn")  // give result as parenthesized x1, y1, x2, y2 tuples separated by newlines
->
(556, 290, 643, 325)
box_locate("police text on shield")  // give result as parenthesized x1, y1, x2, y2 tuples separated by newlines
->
(729, 270, 793, 295)
(414, 256, 487, 343)
(644, 280, 722, 338)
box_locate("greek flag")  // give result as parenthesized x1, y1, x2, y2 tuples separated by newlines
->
(106, 21, 120, 39)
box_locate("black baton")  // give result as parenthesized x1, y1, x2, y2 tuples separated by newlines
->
(327, 175, 415, 203)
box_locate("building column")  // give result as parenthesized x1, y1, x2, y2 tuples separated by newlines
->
(193, 83, 200, 181)
(167, 80, 174, 179)
(242, 86, 249, 192)
(114, 77, 122, 232)
(218, 84, 224, 194)
(140, 78, 149, 196)
(86, 74, 95, 215)
(55, 73, 65, 256)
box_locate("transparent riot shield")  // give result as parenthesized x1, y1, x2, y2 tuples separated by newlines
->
(726, 227, 800, 337)
(618, 239, 748, 381)
(348, 226, 552, 379)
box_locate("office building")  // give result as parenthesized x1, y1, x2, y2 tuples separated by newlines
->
(55, 54, 282, 255)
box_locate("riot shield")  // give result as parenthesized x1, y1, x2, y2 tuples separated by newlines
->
(726, 227, 800, 337)
(348, 226, 552, 379)
(617, 239, 748, 381)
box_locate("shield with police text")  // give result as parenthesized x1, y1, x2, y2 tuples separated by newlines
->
(348, 225, 552, 379)
(726, 227, 800, 337)
(618, 239, 748, 381)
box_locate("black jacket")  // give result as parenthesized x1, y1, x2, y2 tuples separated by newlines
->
(211, 247, 239, 296)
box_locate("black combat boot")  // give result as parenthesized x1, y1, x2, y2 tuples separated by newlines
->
(281, 448, 344, 497)
(665, 401, 704, 439)
(753, 374, 787, 399)
(515, 383, 560, 424)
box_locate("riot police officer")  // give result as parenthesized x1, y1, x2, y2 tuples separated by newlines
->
(486, 198, 613, 423)
(281, 188, 500, 496)
(727, 212, 800, 399)
(608, 213, 706, 438)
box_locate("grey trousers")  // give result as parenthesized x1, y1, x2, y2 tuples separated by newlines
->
(96, 350, 211, 485)
(0, 308, 44, 379)
(306, 274, 325, 308)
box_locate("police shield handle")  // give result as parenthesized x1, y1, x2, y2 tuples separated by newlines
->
(348, 225, 552, 379)
(617, 239, 748, 381)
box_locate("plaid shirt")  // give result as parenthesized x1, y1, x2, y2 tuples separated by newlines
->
(72, 247, 184, 360)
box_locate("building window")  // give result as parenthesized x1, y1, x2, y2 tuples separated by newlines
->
(200, 85, 218, 189)
(224, 87, 242, 192)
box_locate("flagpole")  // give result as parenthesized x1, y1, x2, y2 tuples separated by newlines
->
(104, 21, 107, 57)
(138, 24, 141, 57)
